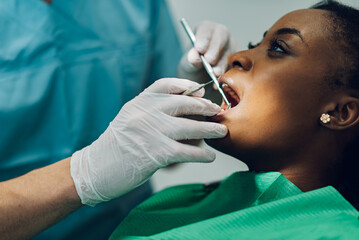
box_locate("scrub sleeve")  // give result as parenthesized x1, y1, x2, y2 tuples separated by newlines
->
(0, 0, 182, 239)
(110, 171, 359, 239)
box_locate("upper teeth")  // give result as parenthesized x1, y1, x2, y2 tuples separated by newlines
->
(221, 82, 240, 107)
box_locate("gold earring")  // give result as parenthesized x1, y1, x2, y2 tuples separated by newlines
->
(320, 113, 331, 124)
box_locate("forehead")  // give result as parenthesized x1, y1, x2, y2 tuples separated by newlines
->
(274, 9, 328, 28)
(269, 9, 341, 71)
(269, 9, 331, 44)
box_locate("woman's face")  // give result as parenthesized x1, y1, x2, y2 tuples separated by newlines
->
(208, 9, 343, 164)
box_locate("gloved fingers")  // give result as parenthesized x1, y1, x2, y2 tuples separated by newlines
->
(187, 48, 203, 69)
(163, 95, 221, 116)
(144, 78, 204, 97)
(204, 24, 230, 66)
(212, 47, 232, 76)
(172, 143, 217, 163)
(178, 51, 202, 74)
(167, 117, 228, 140)
(194, 21, 215, 53)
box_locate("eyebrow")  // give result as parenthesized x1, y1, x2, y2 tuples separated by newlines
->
(253, 28, 305, 50)
(274, 28, 305, 43)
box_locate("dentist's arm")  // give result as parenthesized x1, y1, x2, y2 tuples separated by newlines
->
(0, 78, 227, 240)
(0, 157, 80, 240)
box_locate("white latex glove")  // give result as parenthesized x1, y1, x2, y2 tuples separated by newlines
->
(178, 21, 239, 80)
(71, 78, 228, 206)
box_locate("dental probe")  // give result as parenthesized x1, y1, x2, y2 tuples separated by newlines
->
(180, 18, 231, 109)
(182, 80, 213, 95)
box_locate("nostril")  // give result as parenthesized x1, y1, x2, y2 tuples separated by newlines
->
(229, 52, 252, 71)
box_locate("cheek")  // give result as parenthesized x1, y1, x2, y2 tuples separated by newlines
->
(228, 93, 288, 148)
(210, 61, 325, 156)
(224, 84, 319, 152)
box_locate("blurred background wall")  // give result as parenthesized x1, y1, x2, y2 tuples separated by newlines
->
(150, 0, 359, 192)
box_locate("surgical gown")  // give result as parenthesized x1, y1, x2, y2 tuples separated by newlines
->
(0, 0, 182, 239)
(110, 171, 359, 239)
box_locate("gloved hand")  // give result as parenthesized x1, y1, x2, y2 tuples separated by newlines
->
(71, 78, 228, 206)
(178, 21, 239, 81)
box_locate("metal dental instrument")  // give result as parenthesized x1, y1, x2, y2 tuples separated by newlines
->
(182, 80, 213, 96)
(180, 18, 231, 109)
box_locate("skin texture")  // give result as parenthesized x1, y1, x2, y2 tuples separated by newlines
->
(0, 158, 82, 240)
(208, 9, 359, 192)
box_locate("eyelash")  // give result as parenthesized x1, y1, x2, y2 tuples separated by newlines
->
(248, 42, 259, 49)
(268, 39, 287, 54)
(248, 39, 287, 55)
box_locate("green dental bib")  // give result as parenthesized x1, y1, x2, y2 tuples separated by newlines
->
(110, 172, 359, 239)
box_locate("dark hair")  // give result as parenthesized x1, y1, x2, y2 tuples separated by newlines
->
(311, 0, 359, 209)
(311, 0, 359, 90)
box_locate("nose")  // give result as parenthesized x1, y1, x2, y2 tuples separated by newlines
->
(228, 50, 253, 71)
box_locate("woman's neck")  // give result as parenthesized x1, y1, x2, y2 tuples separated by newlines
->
(247, 137, 341, 192)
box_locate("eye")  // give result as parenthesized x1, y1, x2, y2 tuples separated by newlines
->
(268, 39, 287, 54)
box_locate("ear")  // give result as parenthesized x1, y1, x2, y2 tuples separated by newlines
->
(322, 96, 359, 130)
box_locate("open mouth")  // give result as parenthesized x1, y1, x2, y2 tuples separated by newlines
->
(221, 83, 240, 110)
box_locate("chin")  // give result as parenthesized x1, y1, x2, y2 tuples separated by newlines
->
(205, 132, 257, 168)
(205, 77, 241, 155)
(205, 133, 238, 157)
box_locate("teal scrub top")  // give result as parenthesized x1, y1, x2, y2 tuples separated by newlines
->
(0, 0, 182, 239)
(110, 172, 359, 239)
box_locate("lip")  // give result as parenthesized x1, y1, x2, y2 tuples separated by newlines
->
(218, 75, 241, 113)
